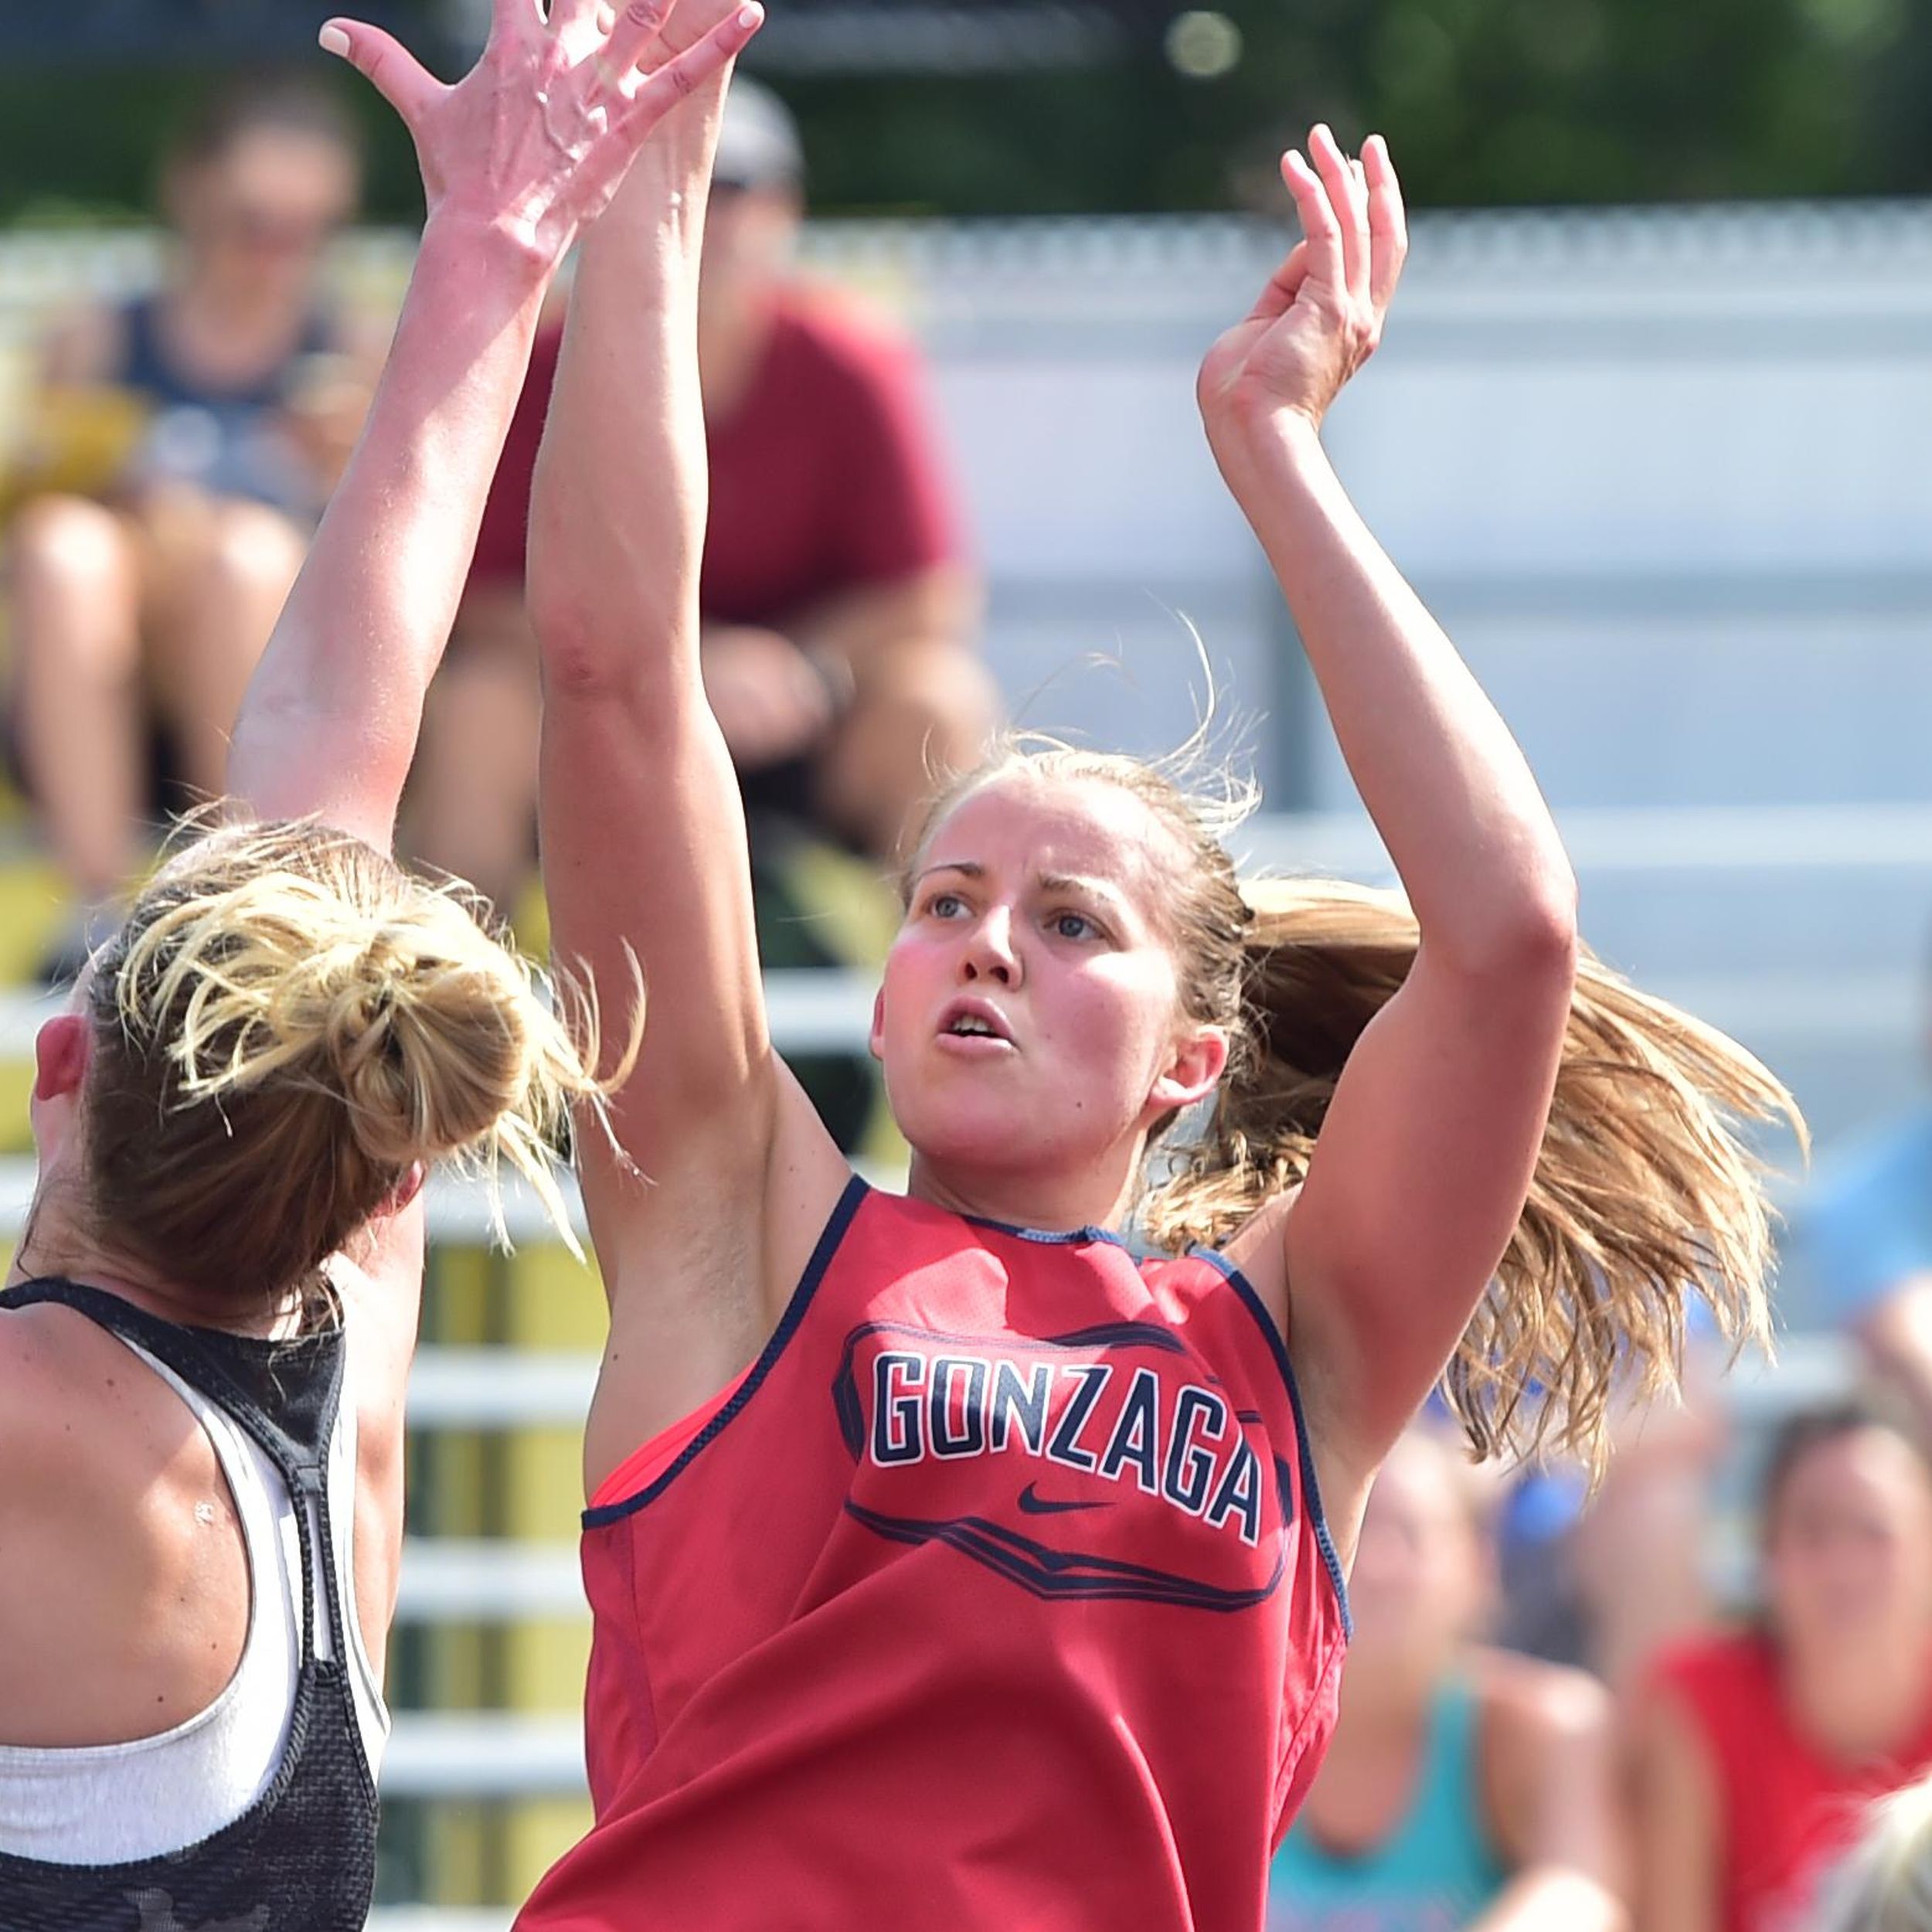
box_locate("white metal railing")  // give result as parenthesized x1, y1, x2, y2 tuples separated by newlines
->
(368, 1916, 512, 1932)
(381, 1714, 587, 1800)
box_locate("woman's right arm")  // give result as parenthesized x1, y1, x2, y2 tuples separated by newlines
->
(528, 22, 850, 1474)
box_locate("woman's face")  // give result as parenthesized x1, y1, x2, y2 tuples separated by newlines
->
(1343, 1436, 1488, 1672)
(172, 126, 358, 295)
(1766, 1427, 1932, 1656)
(872, 773, 1223, 1189)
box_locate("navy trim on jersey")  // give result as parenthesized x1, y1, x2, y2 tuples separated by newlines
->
(583, 1172, 870, 1528)
(1185, 1247, 1354, 1640)
(961, 1210, 1131, 1250)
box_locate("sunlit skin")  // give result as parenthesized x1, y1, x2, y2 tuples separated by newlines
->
(869, 771, 1229, 1233)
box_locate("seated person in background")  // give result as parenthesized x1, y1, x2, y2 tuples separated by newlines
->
(1797, 949, 1932, 1447)
(1631, 1403, 1932, 1932)
(3, 74, 370, 978)
(416, 76, 992, 1145)
(1509, 1317, 1729, 1696)
(1269, 1428, 1624, 1932)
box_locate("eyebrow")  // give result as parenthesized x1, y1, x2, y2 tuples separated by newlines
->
(913, 860, 1138, 925)
(1039, 870, 1128, 907)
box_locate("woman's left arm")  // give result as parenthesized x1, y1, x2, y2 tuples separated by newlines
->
(1205, 131, 1577, 1539)
(227, 0, 760, 851)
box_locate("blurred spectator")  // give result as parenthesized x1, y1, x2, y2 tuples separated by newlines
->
(2, 74, 369, 977)
(412, 76, 992, 1143)
(1630, 1403, 1932, 1932)
(1566, 1332, 1731, 1696)
(1796, 960, 1932, 1445)
(1434, 1321, 1726, 1699)
(1811, 1774, 1932, 1932)
(1268, 1429, 1624, 1932)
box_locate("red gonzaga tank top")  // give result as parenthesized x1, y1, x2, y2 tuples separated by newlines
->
(516, 1177, 1351, 1932)
(1651, 1629, 1932, 1932)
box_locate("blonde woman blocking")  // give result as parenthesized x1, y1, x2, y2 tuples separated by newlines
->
(0, 5, 760, 1928)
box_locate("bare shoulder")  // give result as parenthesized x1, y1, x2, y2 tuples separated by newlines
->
(1218, 1190, 1295, 1331)
(326, 1219, 427, 1675)
(1475, 1643, 1614, 1755)
(332, 1200, 428, 1427)
(0, 1304, 248, 1747)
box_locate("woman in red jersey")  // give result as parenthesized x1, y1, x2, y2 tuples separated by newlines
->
(518, 85, 1796, 1931)
(1633, 1404, 1932, 1932)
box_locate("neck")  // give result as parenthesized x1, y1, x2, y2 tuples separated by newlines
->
(905, 1147, 1147, 1238)
(9, 1200, 300, 1339)
(1781, 1624, 1932, 1760)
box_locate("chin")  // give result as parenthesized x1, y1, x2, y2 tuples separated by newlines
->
(898, 1104, 1039, 1175)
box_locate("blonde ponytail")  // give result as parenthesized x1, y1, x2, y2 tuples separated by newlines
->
(1815, 1775, 1932, 1932)
(1141, 878, 1804, 1469)
(87, 818, 635, 1314)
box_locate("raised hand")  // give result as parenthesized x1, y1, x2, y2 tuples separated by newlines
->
(1198, 126, 1407, 444)
(319, 0, 764, 266)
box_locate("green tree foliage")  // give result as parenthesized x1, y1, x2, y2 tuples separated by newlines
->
(1, 0, 1929, 223)
(774, 0, 1932, 213)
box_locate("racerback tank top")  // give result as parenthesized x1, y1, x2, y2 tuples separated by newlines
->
(517, 1175, 1352, 1932)
(0, 1280, 383, 1932)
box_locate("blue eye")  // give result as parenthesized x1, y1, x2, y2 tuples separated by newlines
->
(1053, 911, 1094, 940)
(928, 892, 965, 919)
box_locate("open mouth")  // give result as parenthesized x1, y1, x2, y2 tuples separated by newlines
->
(938, 1000, 1013, 1046)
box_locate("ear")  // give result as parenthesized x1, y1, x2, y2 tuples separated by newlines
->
(868, 986, 887, 1064)
(32, 1014, 91, 1104)
(375, 1162, 427, 1219)
(1147, 1025, 1229, 1118)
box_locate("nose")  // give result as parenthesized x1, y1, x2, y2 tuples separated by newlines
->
(961, 904, 1022, 987)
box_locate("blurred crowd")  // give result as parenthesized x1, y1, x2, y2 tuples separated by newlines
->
(0, 70, 991, 1154)
(6, 67, 1932, 1932)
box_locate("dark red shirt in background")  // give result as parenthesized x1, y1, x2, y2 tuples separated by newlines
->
(468, 284, 964, 622)
(1651, 1628, 1932, 1932)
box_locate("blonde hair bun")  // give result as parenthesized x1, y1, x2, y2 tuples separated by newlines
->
(86, 818, 638, 1312)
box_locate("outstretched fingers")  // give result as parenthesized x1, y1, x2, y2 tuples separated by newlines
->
(1308, 123, 1369, 303)
(1362, 134, 1409, 315)
(1281, 148, 1346, 304)
(601, 0, 672, 70)
(617, 2, 764, 132)
(319, 18, 444, 131)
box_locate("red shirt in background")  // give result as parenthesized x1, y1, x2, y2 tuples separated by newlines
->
(1651, 1628, 1932, 1932)
(468, 284, 964, 622)
(515, 1179, 1352, 1931)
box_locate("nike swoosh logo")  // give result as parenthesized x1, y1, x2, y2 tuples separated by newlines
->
(1017, 1481, 1109, 1516)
